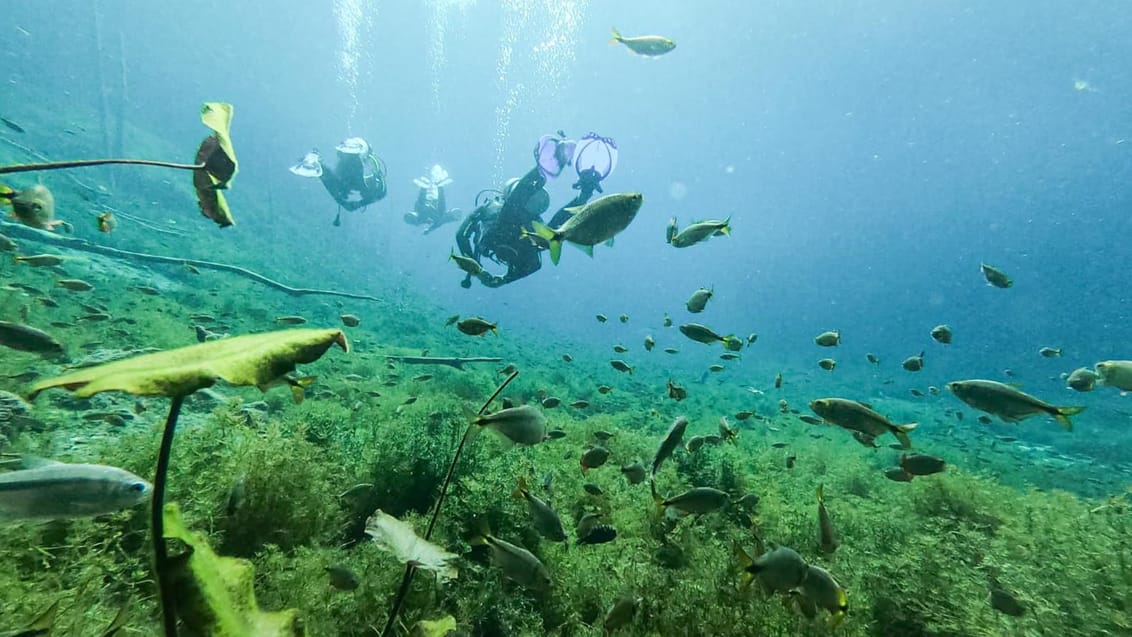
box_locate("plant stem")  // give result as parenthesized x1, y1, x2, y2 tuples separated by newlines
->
(0, 158, 204, 175)
(153, 394, 185, 637)
(380, 371, 518, 637)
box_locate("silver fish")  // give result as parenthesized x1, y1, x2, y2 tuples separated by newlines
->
(0, 459, 150, 521)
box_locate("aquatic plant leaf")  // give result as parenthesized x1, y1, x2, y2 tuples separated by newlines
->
(412, 615, 457, 637)
(199, 102, 238, 186)
(193, 162, 235, 228)
(163, 503, 304, 636)
(194, 102, 238, 227)
(27, 328, 348, 400)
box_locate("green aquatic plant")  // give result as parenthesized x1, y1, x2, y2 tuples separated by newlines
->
(0, 102, 238, 227)
(26, 328, 349, 637)
(163, 503, 303, 636)
(379, 371, 518, 637)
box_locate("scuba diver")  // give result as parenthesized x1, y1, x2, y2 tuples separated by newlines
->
(404, 164, 462, 234)
(290, 137, 387, 226)
(455, 132, 618, 288)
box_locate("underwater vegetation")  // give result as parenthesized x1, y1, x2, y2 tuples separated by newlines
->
(2, 18, 1132, 637)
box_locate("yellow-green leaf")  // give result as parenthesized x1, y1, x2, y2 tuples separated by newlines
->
(28, 328, 348, 400)
(200, 102, 238, 186)
(164, 503, 304, 636)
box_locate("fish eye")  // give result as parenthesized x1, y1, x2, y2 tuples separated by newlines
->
(128, 482, 148, 492)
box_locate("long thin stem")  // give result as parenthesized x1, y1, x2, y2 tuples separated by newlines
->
(0, 158, 204, 175)
(380, 372, 518, 637)
(153, 394, 185, 637)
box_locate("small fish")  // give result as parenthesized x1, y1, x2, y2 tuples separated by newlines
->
(663, 347, 679, 354)
(655, 486, 729, 515)
(978, 415, 993, 425)
(818, 358, 836, 371)
(0, 458, 151, 520)
(902, 351, 925, 372)
(809, 398, 917, 448)
(900, 453, 947, 477)
(0, 233, 16, 251)
(472, 526, 552, 590)
(472, 405, 547, 445)
(497, 363, 517, 375)
(817, 484, 839, 554)
(1095, 360, 1132, 391)
(946, 379, 1083, 430)
(988, 586, 1026, 616)
(340, 314, 361, 327)
(570, 400, 590, 409)
(1039, 347, 1062, 358)
(56, 278, 94, 292)
(183, 262, 201, 275)
(866, 353, 879, 364)
(577, 524, 617, 545)
(610, 359, 633, 374)
(0, 116, 26, 133)
(644, 335, 655, 351)
(97, 211, 117, 233)
(685, 287, 713, 313)
(610, 26, 676, 57)
(669, 218, 730, 247)
(930, 324, 952, 344)
(581, 446, 611, 473)
(746, 333, 758, 346)
(910, 389, 924, 397)
(980, 262, 1013, 288)
(685, 435, 706, 453)
(708, 364, 725, 372)
(619, 313, 629, 323)
(613, 344, 628, 353)
(1066, 367, 1098, 392)
(620, 462, 647, 484)
(597, 385, 614, 395)
(603, 595, 642, 635)
(799, 415, 822, 425)
(456, 317, 497, 336)
(562, 353, 574, 362)
(545, 429, 567, 440)
(720, 352, 740, 360)
(0, 321, 65, 358)
(666, 379, 687, 401)
(928, 386, 940, 395)
(130, 285, 161, 296)
(651, 416, 688, 476)
(325, 565, 360, 591)
(814, 330, 841, 347)
(14, 253, 66, 267)
(735, 543, 808, 594)
(225, 474, 246, 516)
(513, 476, 567, 541)
(795, 564, 849, 627)
(449, 248, 483, 275)
(734, 410, 754, 420)
(884, 466, 913, 482)
(412, 374, 433, 382)
(596, 313, 608, 323)
(583, 483, 604, 496)
(718, 417, 738, 443)
(663, 314, 673, 327)
(779, 399, 789, 413)
(4, 600, 58, 636)
(541, 397, 561, 408)
(37, 297, 59, 308)
(444, 314, 460, 326)
(274, 315, 307, 325)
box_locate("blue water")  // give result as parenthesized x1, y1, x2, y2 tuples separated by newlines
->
(6, 0, 1130, 428)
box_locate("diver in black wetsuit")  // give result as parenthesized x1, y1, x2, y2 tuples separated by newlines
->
(290, 137, 388, 226)
(455, 132, 617, 288)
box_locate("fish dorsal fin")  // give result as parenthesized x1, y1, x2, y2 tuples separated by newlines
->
(18, 454, 63, 469)
(858, 402, 874, 410)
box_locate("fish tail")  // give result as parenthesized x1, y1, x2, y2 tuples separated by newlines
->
(817, 483, 824, 504)
(512, 476, 528, 500)
(893, 423, 917, 449)
(610, 26, 622, 44)
(470, 517, 492, 546)
(733, 542, 757, 588)
(719, 217, 732, 235)
(650, 479, 665, 513)
(531, 220, 562, 265)
(1052, 406, 1084, 431)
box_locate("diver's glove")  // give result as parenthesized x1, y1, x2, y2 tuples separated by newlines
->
(573, 167, 603, 195)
